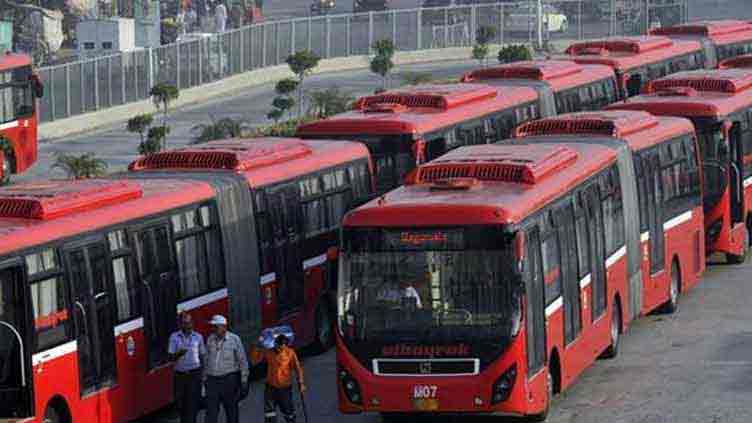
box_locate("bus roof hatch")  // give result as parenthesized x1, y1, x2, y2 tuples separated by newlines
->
(647, 69, 752, 94)
(0, 180, 143, 220)
(566, 36, 674, 55)
(461, 60, 583, 82)
(651, 20, 752, 37)
(129, 138, 313, 171)
(514, 110, 659, 139)
(414, 144, 578, 185)
(354, 84, 497, 111)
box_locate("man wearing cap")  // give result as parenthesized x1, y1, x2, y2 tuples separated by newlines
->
(251, 334, 306, 423)
(168, 313, 206, 423)
(204, 315, 249, 423)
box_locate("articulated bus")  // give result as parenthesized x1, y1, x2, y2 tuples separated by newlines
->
(297, 83, 541, 194)
(460, 60, 622, 113)
(0, 138, 372, 423)
(337, 139, 641, 420)
(335, 111, 703, 421)
(564, 36, 706, 97)
(0, 53, 43, 180)
(719, 54, 752, 69)
(651, 20, 752, 68)
(128, 138, 373, 351)
(514, 111, 705, 316)
(609, 69, 752, 262)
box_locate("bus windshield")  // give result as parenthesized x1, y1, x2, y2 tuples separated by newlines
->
(0, 65, 34, 124)
(692, 118, 727, 162)
(339, 227, 521, 346)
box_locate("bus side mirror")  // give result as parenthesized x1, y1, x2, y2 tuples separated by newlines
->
(626, 74, 643, 97)
(514, 232, 525, 273)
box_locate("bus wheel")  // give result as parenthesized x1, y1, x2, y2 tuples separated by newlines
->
(602, 299, 621, 359)
(311, 301, 334, 354)
(0, 152, 14, 185)
(661, 259, 681, 314)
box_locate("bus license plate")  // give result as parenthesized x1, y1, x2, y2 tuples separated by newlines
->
(413, 385, 439, 411)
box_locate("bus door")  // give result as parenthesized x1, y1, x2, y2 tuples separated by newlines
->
(644, 153, 666, 275)
(524, 228, 546, 378)
(583, 184, 607, 320)
(0, 261, 32, 418)
(729, 122, 745, 226)
(267, 183, 305, 319)
(132, 224, 178, 370)
(64, 239, 118, 395)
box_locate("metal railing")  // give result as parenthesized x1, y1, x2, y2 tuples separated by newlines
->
(38, 0, 689, 123)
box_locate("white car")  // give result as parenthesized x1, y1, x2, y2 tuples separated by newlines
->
(504, 4, 569, 34)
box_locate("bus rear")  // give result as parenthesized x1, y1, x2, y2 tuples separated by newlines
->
(337, 142, 628, 419)
(564, 36, 706, 97)
(608, 69, 752, 262)
(297, 83, 539, 194)
(0, 53, 43, 180)
(461, 60, 621, 113)
(651, 20, 752, 68)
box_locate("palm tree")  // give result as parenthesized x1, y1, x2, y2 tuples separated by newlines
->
(307, 88, 354, 119)
(400, 72, 435, 86)
(191, 116, 249, 144)
(52, 152, 108, 179)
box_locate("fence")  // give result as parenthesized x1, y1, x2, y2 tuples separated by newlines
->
(38, 0, 688, 123)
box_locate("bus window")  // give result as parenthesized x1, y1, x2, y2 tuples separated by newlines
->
(26, 250, 71, 352)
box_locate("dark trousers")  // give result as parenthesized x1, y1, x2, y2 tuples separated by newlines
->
(264, 385, 296, 423)
(174, 369, 202, 423)
(206, 372, 241, 423)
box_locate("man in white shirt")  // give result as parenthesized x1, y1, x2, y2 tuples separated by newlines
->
(215, 2, 227, 33)
(377, 281, 422, 308)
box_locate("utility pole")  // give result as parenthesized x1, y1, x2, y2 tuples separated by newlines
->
(535, 0, 543, 50)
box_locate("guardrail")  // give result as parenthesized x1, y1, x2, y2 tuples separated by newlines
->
(38, 0, 688, 123)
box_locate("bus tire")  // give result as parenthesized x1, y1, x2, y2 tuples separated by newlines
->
(661, 259, 681, 314)
(43, 397, 71, 423)
(311, 301, 334, 354)
(602, 298, 622, 359)
(0, 150, 15, 185)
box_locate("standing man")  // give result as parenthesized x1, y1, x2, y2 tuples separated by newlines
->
(168, 313, 206, 423)
(204, 315, 249, 423)
(215, 1, 228, 32)
(251, 334, 306, 423)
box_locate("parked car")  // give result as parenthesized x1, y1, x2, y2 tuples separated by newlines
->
(353, 0, 389, 13)
(311, 0, 336, 15)
(503, 3, 569, 35)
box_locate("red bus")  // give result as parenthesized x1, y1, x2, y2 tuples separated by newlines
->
(564, 36, 706, 97)
(608, 69, 752, 262)
(514, 111, 705, 315)
(0, 53, 43, 181)
(297, 83, 540, 194)
(0, 137, 373, 423)
(128, 137, 374, 352)
(460, 60, 622, 113)
(0, 177, 240, 423)
(651, 20, 752, 68)
(336, 128, 653, 419)
(719, 54, 752, 69)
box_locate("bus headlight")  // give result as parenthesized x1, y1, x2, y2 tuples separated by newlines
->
(491, 364, 517, 404)
(339, 367, 363, 405)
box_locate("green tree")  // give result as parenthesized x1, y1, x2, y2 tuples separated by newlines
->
(498, 44, 532, 64)
(149, 83, 179, 147)
(52, 152, 108, 179)
(473, 26, 497, 67)
(268, 78, 299, 123)
(307, 87, 354, 119)
(126, 114, 154, 146)
(191, 116, 249, 144)
(286, 50, 321, 117)
(140, 126, 170, 155)
(371, 39, 396, 90)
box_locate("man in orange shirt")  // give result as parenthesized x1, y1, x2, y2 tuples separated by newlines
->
(251, 334, 306, 423)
